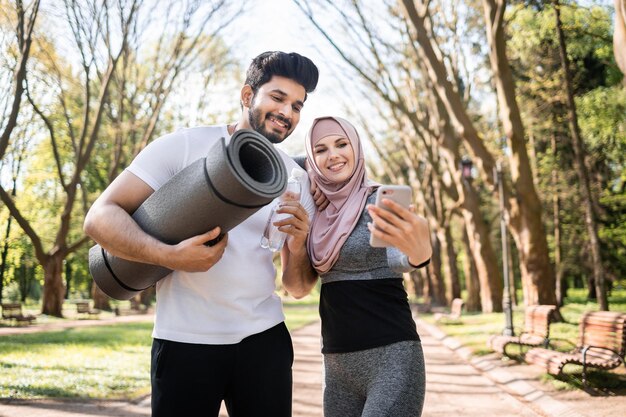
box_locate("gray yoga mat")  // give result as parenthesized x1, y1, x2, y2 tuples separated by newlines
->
(89, 129, 287, 300)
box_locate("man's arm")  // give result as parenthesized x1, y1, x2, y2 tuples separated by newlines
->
(275, 201, 318, 299)
(83, 170, 227, 272)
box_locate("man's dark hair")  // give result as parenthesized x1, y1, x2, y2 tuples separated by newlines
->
(245, 51, 319, 101)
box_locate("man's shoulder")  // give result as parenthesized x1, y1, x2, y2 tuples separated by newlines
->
(176, 125, 228, 141)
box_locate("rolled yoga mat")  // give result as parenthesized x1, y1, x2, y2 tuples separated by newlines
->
(89, 129, 287, 300)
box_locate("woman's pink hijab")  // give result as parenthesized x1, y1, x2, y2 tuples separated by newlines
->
(305, 116, 378, 274)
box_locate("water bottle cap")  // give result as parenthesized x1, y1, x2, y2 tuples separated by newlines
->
(290, 168, 304, 179)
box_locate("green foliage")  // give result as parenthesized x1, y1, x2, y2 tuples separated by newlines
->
(576, 87, 626, 183)
(506, 2, 624, 288)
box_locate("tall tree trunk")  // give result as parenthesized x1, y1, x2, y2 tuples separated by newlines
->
(429, 235, 446, 306)
(0, 178, 17, 304)
(553, 0, 608, 310)
(462, 227, 482, 312)
(551, 131, 565, 307)
(462, 185, 503, 312)
(42, 254, 65, 317)
(410, 269, 424, 298)
(449, 163, 500, 311)
(614, 0, 626, 83)
(444, 226, 461, 301)
(432, 91, 501, 311)
(481, 0, 556, 307)
(0, 217, 10, 304)
(64, 260, 71, 299)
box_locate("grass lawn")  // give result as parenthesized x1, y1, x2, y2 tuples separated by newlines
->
(0, 322, 153, 399)
(420, 288, 626, 390)
(0, 301, 319, 400)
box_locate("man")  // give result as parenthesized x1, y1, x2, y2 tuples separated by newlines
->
(83, 51, 320, 417)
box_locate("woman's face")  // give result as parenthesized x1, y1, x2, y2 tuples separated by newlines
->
(313, 134, 355, 184)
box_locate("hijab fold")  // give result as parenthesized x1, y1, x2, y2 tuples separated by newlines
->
(305, 116, 378, 274)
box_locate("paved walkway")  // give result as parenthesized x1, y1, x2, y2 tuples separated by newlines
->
(0, 315, 618, 416)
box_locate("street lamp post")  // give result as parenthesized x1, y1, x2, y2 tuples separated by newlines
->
(460, 157, 473, 182)
(494, 161, 514, 336)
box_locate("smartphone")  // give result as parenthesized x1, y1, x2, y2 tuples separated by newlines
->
(369, 185, 413, 248)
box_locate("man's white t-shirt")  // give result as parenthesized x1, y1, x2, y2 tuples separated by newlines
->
(127, 125, 315, 344)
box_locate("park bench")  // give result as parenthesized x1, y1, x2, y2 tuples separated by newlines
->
(1, 302, 36, 325)
(524, 311, 626, 386)
(75, 300, 101, 318)
(434, 298, 464, 323)
(487, 304, 557, 358)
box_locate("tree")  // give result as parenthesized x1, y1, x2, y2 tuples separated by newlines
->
(0, 0, 238, 316)
(553, 0, 607, 309)
(400, 0, 556, 306)
(0, 0, 40, 161)
(615, 0, 626, 81)
(505, 2, 621, 303)
(293, 0, 504, 311)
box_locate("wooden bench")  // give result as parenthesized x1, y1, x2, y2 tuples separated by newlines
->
(1, 302, 36, 325)
(488, 305, 557, 358)
(434, 298, 464, 323)
(75, 301, 101, 318)
(525, 311, 626, 386)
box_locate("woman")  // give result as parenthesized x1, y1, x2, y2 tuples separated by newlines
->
(305, 116, 432, 417)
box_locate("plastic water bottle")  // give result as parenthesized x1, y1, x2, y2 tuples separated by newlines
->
(260, 168, 303, 252)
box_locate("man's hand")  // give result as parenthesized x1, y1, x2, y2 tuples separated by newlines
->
(367, 199, 432, 266)
(310, 180, 330, 211)
(273, 201, 310, 254)
(162, 227, 228, 272)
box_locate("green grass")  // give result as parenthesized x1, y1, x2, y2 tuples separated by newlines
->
(0, 302, 319, 400)
(0, 322, 153, 399)
(421, 288, 626, 390)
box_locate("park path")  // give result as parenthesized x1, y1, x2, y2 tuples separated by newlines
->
(0, 314, 619, 417)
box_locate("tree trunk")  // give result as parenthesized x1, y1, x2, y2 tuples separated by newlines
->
(429, 235, 447, 306)
(64, 260, 72, 299)
(481, 0, 556, 307)
(0, 218, 9, 304)
(42, 254, 66, 317)
(410, 270, 424, 298)
(614, 0, 626, 82)
(462, 227, 482, 312)
(551, 132, 565, 307)
(553, 0, 608, 310)
(444, 226, 461, 301)
(461, 183, 503, 312)
(429, 159, 459, 305)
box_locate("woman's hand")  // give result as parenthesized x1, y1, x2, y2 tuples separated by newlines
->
(367, 199, 432, 266)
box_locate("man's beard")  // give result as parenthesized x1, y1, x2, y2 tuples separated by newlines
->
(248, 106, 292, 144)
